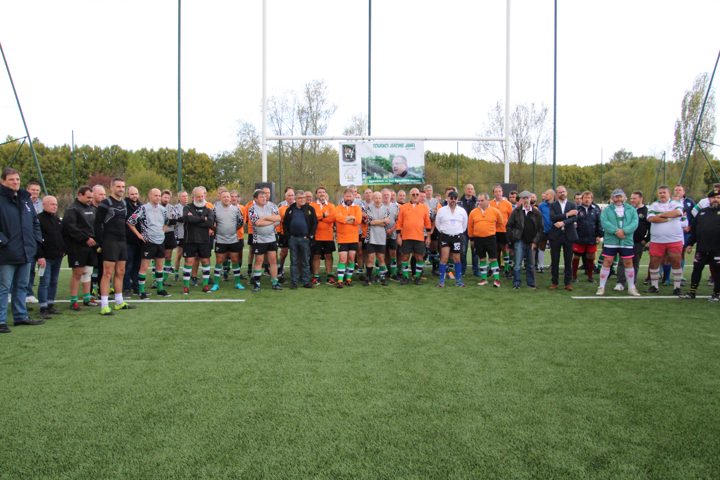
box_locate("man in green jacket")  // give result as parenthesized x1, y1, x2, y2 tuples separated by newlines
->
(597, 189, 640, 296)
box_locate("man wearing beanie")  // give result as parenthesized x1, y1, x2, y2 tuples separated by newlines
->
(680, 188, 720, 301)
(596, 189, 640, 296)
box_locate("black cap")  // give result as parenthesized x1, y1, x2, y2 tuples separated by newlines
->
(709, 189, 720, 199)
(448, 191, 459, 198)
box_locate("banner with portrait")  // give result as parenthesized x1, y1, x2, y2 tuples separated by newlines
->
(339, 141, 425, 186)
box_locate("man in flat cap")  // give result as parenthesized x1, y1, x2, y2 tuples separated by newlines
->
(681, 188, 720, 302)
(596, 189, 640, 296)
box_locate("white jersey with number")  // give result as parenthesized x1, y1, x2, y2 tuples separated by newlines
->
(648, 199, 684, 244)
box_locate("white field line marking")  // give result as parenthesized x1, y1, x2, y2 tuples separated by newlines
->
(572, 296, 711, 300)
(52, 299, 246, 303)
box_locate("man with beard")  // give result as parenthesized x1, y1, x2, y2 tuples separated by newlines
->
(681, 188, 720, 301)
(596, 190, 640, 297)
(123, 186, 142, 297)
(182, 187, 215, 294)
(548, 186, 579, 291)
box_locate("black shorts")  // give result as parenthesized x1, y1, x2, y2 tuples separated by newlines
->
(495, 232, 509, 246)
(430, 229, 440, 242)
(253, 242, 278, 255)
(247, 234, 254, 246)
(440, 234, 463, 254)
(164, 232, 178, 249)
(386, 238, 398, 251)
(101, 239, 128, 262)
(67, 248, 98, 268)
(215, 242, 243, 254)
(338, 242, 358, 252)
(367, 243, 386, 255)
(277, 234, 288, 249)
(141, 241, 165, 260)
(183, 242, 212, 259)
(360, 236, 368, 250)
(312, 240, 336, 256)
(177, 238, 185, 249)
(400, 239, 426, 255)
(472, 236, 497, 259)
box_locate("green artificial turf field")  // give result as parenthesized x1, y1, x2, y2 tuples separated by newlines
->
(1, 252, 719, 479)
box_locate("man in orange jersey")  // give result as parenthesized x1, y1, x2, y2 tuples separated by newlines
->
(334, 188, 363, 288)
(468, 193, 505, 288)
(311, 186, 336, 285)
(276, 187, 295, 284)
(491, 185, 514, 278)
(396, 188, 431, 285)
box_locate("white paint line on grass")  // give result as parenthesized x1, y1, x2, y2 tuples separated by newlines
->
(51, 299, 246, 303)
(573, 296, 711, 300)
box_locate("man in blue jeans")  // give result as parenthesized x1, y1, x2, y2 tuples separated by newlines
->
(457, 184, 479, 277)
(506, 191, 544, 289)
(36, 196, 65, 319)
(282, 190, 318, 289)
(0, 168, 45, 333)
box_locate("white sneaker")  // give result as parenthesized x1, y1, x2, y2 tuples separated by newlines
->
(613, 283, 624, 291)
(26, 295, 38, 303)
(628, 286, 641, 297)
(596, 287, 605, 296)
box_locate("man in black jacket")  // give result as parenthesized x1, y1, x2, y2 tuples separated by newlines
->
(122, 186, 142, 297)
(616, 190, 651, 290)
(62, 186, 98, 311)
(506, 191, 544, 289)
(572, 191, 603, 283)
(0, 168, 44, 332)
(282, 190, 318, 289)
(548, 185, 579, 290)
(681, 188, 720, 301)
(36, 196, 65, 320)
(181, 186, 215, 295)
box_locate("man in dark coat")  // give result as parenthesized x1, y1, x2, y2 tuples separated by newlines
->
(548, 185, 579, 290)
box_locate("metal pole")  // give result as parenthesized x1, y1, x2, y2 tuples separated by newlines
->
(261, 0, 268, 182)
(600, 148, 603, 203)
(178, 0, 182, 191)
(8, 137, 26, 168)
(278, 140, 282, 192)
(697, 142, 720, 183)
(680, 49, 720, 184)
(368, 0, 372, 136)
(552, 0, 557, 190)
(504, 0, 511, 183)
(72, 131, 76, 197)
(0, 42, 47, 195)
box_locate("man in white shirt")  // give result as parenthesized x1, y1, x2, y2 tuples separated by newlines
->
(435, 191, 468, 287)
(646, 185, 685, 294)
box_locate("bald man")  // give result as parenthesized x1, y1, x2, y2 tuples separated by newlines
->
(36, 196, 64, 319)
(536, 189, 555, 273)
(127, 188, 170, 299)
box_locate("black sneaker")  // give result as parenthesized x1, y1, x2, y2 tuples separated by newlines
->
(278, 275, 285, 284)
(643, 278, 651, 285)
(222, 272, 230, 282)
(673, 287, 683, 296)
(0, 324, 10, 333)
(709, 293, 720, 302)
(182, 287, 189, 295)
(513, 285, 520, 290)
(345, 279, 353, 287)
(162, 281, 173, 288)
(47, 305, 63, 315)
(679, 292, 696, 299)
(336, 282, 344, 289)
(380, 278, 388, 286)
(190, 278, 199, 287)
(303, 283, 314, 289)
(70, 302, 84, 311)
(84, 299, 99, 307)
(290, 283, 298, 290)
(252, 284, 261, 292)
(587, 277, 597, 283)
(400, 276, 409, 285)
(390, 274, 401, 282)
(156, 290, 172, 297)
(123, 289, 132, 298)
(414, 277, 422, 286)
(38, 307, 52, 320)
(373, 275, 380, 283)
(239, 273, 247, 280)
(364, 279, 371, 287)
(202, 285, 211, 293)
(272, 284, 283, 291)
(646, 286, 660, 294)
(431, 268, 440, 276)
(139, 293, 150, 300)
(13, 318, 44, 326)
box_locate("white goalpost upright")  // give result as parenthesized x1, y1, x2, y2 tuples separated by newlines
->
(261, 0, 511, 183)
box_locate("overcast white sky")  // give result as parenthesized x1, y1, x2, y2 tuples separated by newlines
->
(1, 0, 718, 167)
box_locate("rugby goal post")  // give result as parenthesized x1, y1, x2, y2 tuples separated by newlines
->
(260, 0, 512, 183)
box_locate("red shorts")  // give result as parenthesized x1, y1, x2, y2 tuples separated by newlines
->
(648, 241, 684, 258)
(573, 243, 597, 254)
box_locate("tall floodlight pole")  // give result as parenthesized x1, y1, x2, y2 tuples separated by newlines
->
(552, 0, 557, 190)
(680, 49, 720, 185)
(262, 0, 268, 182)
(177, 0, 182, 191)
(504, 0, 511, 183)
(1, 42, 47, 195)
(368, 0, 372, 136)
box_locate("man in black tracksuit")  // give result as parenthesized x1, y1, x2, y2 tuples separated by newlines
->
(62, 186, 98, 310)
(123, 186, 142, 296)
(36, 196, 65, 319)
(572, 192, 603, 283)
(681, 188, 720, 301)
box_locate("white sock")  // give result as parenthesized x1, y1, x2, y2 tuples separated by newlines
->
(599, 267, 611, 289)
(672, 268, 683, 289)
(115, 293, 124, 306)
(626, 268, 635, 287)
(538, 250, 545, 268)
(100, 295, 109, 309)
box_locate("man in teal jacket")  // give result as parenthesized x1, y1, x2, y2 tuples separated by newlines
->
(597, 189, 640, 296)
